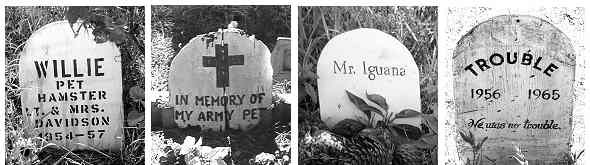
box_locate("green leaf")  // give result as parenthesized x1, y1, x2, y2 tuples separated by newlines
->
(365, 92, 388, 111)
(346, 90, 383, 119)
(395, 109, 422, 118)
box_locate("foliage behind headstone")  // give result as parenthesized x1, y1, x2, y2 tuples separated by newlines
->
(153, 5, 290, 54)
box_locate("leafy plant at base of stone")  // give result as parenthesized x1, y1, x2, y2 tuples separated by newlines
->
(300, 90, 437, 164)
(345, 90, 426, 139)
(458, 130, 488, 165)
(5, 6, 145, 164)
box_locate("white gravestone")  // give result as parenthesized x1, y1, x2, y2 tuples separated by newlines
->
(454, 15, 575, 164)
(317, 28, 421, 128)
(169, 29, 273, 131)
(19, 21, 123, 151)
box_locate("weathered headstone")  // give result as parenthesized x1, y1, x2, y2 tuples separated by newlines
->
(317, 28, 421, 128)
(169, 28, 273, 131)
(271, 37, 291, 81)
(454, 15, 574, 164)
(19, 21, 123, 151)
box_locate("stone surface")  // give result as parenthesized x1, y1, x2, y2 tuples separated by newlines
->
(19, 21, 123, 151)
(169, 29, 273, 131)
(453, 15, 575, 164)
(317, 28, 421, 128)
(271, 37, 291, 81)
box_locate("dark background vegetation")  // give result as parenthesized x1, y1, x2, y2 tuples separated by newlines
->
(5, 6, 145, 164)
(298, 6, 438, 164)
(151, 5, 291, 165)
(152, 5, 291, 93)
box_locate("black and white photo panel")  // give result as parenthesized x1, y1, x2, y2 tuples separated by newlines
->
(298, 6, 438, 165)
(445, 7, 585, 165)
(150, 6, 292, 165)
(5, 6, 145, 164)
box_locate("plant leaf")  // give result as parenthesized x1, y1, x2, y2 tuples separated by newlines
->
(196, 137, 203, 146)
(66, 6, 90, 25)
(129, 86, 145, 100)
(476, 137, 488, 151)
(385, 126, 414, 145)
(422, 115, 438, 134)
(392, 124, 423, 140)
(576, 150, 584, 160)
(304, 83, 318, 104)
(395, 109, 422, 118)
(459, 130, 474, 146)
(107, 26, 128, 44)
(204, 147, 231, 160)
(180, 136, 197, 155)
(366, 92, 388, 111)
(346, 90, 383, 119)
(419, 134, 437, 148)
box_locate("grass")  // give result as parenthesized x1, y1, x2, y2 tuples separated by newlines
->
(298, 6, 438, 164)
(5, 6, 145, 164)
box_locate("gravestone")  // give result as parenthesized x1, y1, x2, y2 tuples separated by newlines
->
(453, 15, 575, 164)
(271, 37, 291, 81)
(19, 21, 123, 151)
(317, 28, 422, 128)
(169, 28, 273, 131)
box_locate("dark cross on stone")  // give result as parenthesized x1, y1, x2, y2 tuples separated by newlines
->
(203, 43, 245, 88)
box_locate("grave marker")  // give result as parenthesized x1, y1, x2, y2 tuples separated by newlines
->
(317, 28, 422, 128)
(19, 21, 123, 151)
(271, 37, 291, 81)
(453, 15, 575, 164)
(169, 29, 273, 131)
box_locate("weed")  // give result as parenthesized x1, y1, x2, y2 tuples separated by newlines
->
(562, 149, 584, 165)
(459, 130, 489, 165)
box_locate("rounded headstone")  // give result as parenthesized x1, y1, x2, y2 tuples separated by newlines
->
(19, 21, 123, 151)
(454, 15, 575, 164)
(317, 28, 421, 128)
(169, 29, 273, 131)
